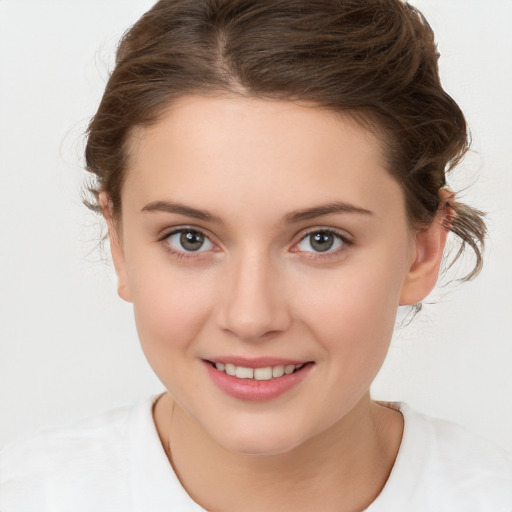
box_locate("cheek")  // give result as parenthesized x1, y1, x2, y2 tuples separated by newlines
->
(128, 262, 216, 359)
(293, 251, 406, 368)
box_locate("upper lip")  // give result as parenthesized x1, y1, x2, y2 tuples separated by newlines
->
(204, 356, 312, 368)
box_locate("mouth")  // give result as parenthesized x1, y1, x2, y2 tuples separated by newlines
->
(206, 360, 308, 381)
(203, 358, 314, 401)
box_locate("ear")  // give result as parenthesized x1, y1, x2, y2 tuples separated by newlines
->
(399, 189, 453, 305)
(99, 192, 133, 303)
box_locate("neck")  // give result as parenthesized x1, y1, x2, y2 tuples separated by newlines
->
(153, 392, 403, 512)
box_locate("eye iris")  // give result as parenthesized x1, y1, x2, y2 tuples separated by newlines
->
(180, 231, 204, 251)
(310, 232, 334, 252)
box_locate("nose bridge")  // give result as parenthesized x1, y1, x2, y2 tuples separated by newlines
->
(217, 244, 290, 341)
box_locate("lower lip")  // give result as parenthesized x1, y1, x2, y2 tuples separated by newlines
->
(204, 361, 313, 402)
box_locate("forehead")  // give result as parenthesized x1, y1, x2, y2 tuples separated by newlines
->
(123, 94, 405, 223)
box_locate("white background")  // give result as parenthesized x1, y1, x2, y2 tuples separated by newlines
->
(1, 0, 511, 451)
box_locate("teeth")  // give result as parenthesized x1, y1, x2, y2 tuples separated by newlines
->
(284, 364, 295, 375)
(254, 367, 272, 381)
(235, 366, 254, 379)
(272, 365, 285, 378)
(214, 362, 306, 380)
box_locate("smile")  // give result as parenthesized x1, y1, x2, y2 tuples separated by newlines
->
(212, 362, 305, 380)
(204, 359, 313, 401)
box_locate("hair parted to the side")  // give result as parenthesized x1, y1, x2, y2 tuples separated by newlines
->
(84, 0, 486, 283)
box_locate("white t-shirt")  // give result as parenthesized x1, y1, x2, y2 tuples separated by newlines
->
(1, 394, 511, 512)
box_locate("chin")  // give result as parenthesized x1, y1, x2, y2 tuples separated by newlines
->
(209, 417, 310, 457)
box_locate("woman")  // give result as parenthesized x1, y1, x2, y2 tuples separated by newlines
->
(1, 1, 511, 510)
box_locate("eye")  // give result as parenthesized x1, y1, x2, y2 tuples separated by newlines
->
(165, 229, 215, 253)
(295, 230, 346, 253)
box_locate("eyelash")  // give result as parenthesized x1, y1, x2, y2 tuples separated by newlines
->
(158, 227, 352, 261)
(158, 227, 218, 260)
(292, 228, 352, 261)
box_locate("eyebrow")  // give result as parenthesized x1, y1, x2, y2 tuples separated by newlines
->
(141, 200, 373, 224)
(141, 201, 223, 224)
(283, 202, 374, 223)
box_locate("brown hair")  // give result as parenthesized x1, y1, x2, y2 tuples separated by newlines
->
(84, 0, 485, 281)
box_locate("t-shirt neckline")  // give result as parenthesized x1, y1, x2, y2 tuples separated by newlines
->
(133, 394, 417, 511)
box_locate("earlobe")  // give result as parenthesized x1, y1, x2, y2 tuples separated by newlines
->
(399, 190, 453, 306)
(99, 192, 133, 303)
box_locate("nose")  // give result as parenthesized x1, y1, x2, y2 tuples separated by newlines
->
(215, 249, 292, 342)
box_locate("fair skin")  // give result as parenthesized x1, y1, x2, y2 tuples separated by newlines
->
(101, 94, 449, 512)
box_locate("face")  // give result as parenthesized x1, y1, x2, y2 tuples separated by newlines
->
(108, 95, 441, 456)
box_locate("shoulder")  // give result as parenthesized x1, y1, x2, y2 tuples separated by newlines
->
(404, 404, 512, 480)
(1, 398, 137, 469)
(370, 403, 512, 512)
(0, 395, 159, 512)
